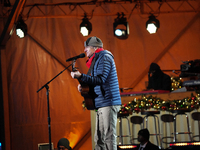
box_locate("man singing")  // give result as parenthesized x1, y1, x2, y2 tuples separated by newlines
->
(71, 36, 121, 150)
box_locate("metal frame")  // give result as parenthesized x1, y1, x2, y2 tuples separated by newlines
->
(0, 0, 199, 19)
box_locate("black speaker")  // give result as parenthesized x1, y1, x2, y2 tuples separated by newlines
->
(38, 143, 54, 150)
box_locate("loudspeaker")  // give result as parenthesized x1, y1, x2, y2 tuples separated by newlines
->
(38, 143, 54, 150)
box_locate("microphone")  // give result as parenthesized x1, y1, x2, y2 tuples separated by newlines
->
(66, 53, 85, 62)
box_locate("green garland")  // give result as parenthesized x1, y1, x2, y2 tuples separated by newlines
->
(119, 93, 200, 114)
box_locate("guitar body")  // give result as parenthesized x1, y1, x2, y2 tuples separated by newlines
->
(80, 82, 97, 110)
(72, 60, 97, 110)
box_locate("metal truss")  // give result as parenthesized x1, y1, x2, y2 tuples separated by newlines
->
(0, 0, 200, 19)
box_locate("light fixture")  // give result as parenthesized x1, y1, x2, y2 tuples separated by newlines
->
(169, 142, 200, 150)
(117, 144, 137, 150)
(80, 14, 92, 36)
(113, 12, 129, 39)
(146, 14, 160, 34)
(16, 17, 27, 38)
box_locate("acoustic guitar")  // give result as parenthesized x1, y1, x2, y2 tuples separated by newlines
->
(72, 60, 97, 110)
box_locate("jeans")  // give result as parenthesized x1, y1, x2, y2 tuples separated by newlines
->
(94, 105, 121, 150)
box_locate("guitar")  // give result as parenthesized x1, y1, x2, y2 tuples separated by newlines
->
(72, 60, 97, 110)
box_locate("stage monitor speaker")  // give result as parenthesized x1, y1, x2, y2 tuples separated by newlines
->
(170, 141, 200, 150)
(38, 143, 54, 150)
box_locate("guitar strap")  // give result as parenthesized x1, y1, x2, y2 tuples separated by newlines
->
(87, 56, 96, 75)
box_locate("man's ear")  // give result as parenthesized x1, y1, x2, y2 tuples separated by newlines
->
(94, 46, 99, 50)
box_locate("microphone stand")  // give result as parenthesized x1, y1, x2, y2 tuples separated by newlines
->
(37, 63, 72, 150)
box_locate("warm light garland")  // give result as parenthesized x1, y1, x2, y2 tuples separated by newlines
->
(171, 76, 183, 91)
(119, 93, 200, 114)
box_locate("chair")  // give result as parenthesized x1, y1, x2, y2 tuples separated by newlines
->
(191, 112, 200, 141)
(117, 112, 131, 145)
(172, 109, 192, 142)
(160, 114, 174, 147)
(130, 116, 143, 144)
(141, 110, 162, 148)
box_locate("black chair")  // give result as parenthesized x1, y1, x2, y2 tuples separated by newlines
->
(191, 112, 200, 141)
(160, 114, 174, 148)
(117, 112, 131, 145)
(171, 109, 192, 142)
(141, 111, 162, 148)
(130, 116, 143, 144)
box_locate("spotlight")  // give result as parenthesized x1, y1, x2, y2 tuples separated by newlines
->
(80, 14, 92, 36)
(113, 12, 129, 39)
(16, 18, 27, 38)
(170, 142, 200, 150)
(146, 14, 160, 34)
(117, 144, 137, 150)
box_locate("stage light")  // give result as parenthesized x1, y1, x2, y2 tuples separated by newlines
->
(170, 142, 200, 147)
(170, 142, 200, 150)
(146, 14, 160, 34)
(80, 14, 92, 36)
(16, 18, 27, 38)
(117, 144, 137, 150)
(113, 12, 129, 39)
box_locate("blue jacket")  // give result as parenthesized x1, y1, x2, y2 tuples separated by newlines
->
(80, 50, 122, 108)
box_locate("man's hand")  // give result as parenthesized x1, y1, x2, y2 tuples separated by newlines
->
(78, 84, 82, 92)
(71, 71, 82, 79)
